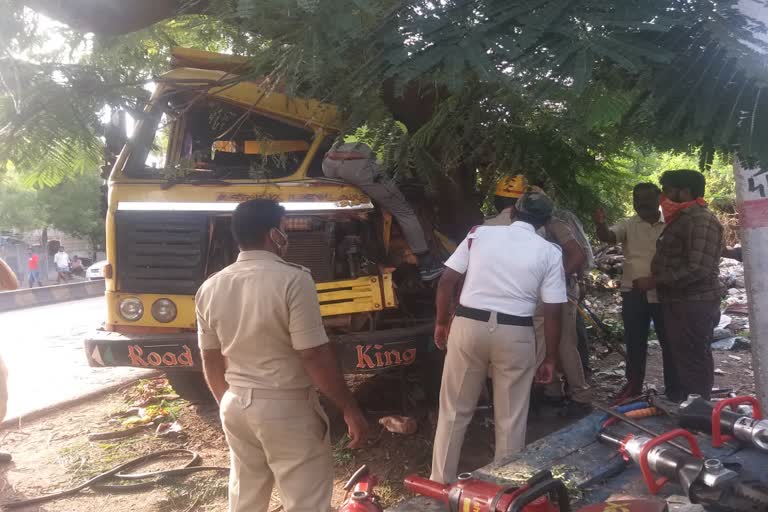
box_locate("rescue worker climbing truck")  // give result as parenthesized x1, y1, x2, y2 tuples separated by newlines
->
(83, 48, 449, 400)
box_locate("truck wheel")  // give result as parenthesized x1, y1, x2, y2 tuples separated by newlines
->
(166, 372, 214, 402)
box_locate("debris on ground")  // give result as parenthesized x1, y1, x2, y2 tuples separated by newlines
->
(712, 336, 751, 351)
(155, 421, 184, 438)
(720, 258, 750, 326)
(378, 416, 418, 435)
(87, 378, 186, 442)
(593, 245, 625, 281)
(584, 246, 753, 396)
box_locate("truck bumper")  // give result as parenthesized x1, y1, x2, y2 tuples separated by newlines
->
(85, 330, 201, 370)
(85, 322, 435, 374)
(333, 323, 434, 374)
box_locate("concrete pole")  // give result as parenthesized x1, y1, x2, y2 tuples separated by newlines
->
(733, 157, 768, 406)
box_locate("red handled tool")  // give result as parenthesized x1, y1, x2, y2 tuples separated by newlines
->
(675, 394, 768, 450)
(339, 465, 383, 512)
(405, 470, 667, 512)
(405, 470, 566, 512)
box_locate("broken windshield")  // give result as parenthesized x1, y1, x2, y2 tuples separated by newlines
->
(123, 92, 315, 181)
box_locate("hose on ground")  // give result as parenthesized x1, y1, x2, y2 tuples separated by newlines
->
(1, 448, 229, 509)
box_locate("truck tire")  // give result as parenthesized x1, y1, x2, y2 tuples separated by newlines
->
(166, 372, 214, 402)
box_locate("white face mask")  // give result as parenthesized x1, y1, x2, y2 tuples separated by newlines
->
(270, 227, 289, 257)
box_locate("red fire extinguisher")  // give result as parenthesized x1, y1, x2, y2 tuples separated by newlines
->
(339, 465, 383, 512)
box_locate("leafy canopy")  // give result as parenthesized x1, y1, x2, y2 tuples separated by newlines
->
(0, 170, 105, 250)
(1, 0, 766, 213)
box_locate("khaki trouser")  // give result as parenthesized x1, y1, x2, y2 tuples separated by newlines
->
(533, 301, 592, 403)
(430, 315, 536, 484)
(220, 386, 333, 512)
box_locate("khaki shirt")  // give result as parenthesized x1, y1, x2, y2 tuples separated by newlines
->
(195, 250, 328, 390)
(483, 208, 513, 226)
(611, 215, 665, 302)
(540, 218, 581, 299)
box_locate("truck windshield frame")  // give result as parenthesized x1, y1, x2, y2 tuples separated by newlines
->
(116, 82, 333, 183)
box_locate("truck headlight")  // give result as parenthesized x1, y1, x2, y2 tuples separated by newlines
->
(119, 297, 144, 321)
(151, 299, 177, 323)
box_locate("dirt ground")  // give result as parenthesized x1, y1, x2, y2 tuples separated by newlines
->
(0, 327, 755, 512)
(0, 373, 578, 512)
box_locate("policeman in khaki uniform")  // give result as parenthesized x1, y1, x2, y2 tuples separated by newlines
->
(430, 190, 567, 484)
(195, 199, 368, 512)
(486, 176, 592, 408)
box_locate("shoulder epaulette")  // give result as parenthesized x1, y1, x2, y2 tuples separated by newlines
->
(278, 260, 311, 273)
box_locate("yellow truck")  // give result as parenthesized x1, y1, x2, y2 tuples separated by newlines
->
(84, 48, 447, 400)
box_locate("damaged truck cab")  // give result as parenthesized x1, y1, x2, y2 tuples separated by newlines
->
(85, 48, 445, 400)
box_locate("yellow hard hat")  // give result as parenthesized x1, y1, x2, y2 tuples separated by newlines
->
(494, 175, 528, 198)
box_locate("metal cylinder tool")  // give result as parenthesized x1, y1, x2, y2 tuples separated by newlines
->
(596, 428, 738, 495)
(677, 394, 768, 450)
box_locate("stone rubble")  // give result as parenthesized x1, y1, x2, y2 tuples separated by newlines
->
(590, 245, 750, 351)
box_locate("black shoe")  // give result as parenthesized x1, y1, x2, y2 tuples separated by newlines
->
(419, 265, 445, 281)
(416, 252, 445, 281)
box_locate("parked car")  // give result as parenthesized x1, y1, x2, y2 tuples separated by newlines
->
(86, 260, 108, 280)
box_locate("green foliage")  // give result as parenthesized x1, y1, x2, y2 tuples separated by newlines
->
(0, 170, 105, 250)
(611, 147, 735, 210)
(0, 0, 763, 224)
(0, 174, 44, 232)
(38, 172, 105, 248)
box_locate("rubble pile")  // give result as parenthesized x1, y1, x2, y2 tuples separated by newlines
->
(591, 245, 624, 290)
(716, 259, 750, 351)
(587, 245, 750, 352)
(720, 259, 748, 315)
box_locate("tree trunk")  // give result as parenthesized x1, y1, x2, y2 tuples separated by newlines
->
(382, 80, 483, 239)
(41, 226, 49, 284)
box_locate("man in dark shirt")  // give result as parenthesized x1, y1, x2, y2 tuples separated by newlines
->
(634, 170, 724, 401)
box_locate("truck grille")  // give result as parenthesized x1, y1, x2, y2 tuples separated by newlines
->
(284, 223, 335, 282)
(115, 211, 209, 295)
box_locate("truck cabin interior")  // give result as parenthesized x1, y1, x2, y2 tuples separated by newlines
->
(123, 90, 333, 181)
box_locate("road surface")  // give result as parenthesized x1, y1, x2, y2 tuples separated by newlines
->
(0, 297, 152, 420)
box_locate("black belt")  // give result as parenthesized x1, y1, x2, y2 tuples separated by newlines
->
(455, 305, 533, 327)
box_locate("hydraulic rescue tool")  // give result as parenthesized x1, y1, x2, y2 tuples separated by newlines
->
(673, 394, 768, 450)
(597, 411, 768, 511)
(339, 465, 383, 512)
(405, 470, 568, 512)
(405, 470, 667, 512)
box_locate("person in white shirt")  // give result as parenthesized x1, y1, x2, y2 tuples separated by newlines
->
(593, 183, 668, 401)
(429, 190, 567, 484)
(54, 247, 71, 283)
